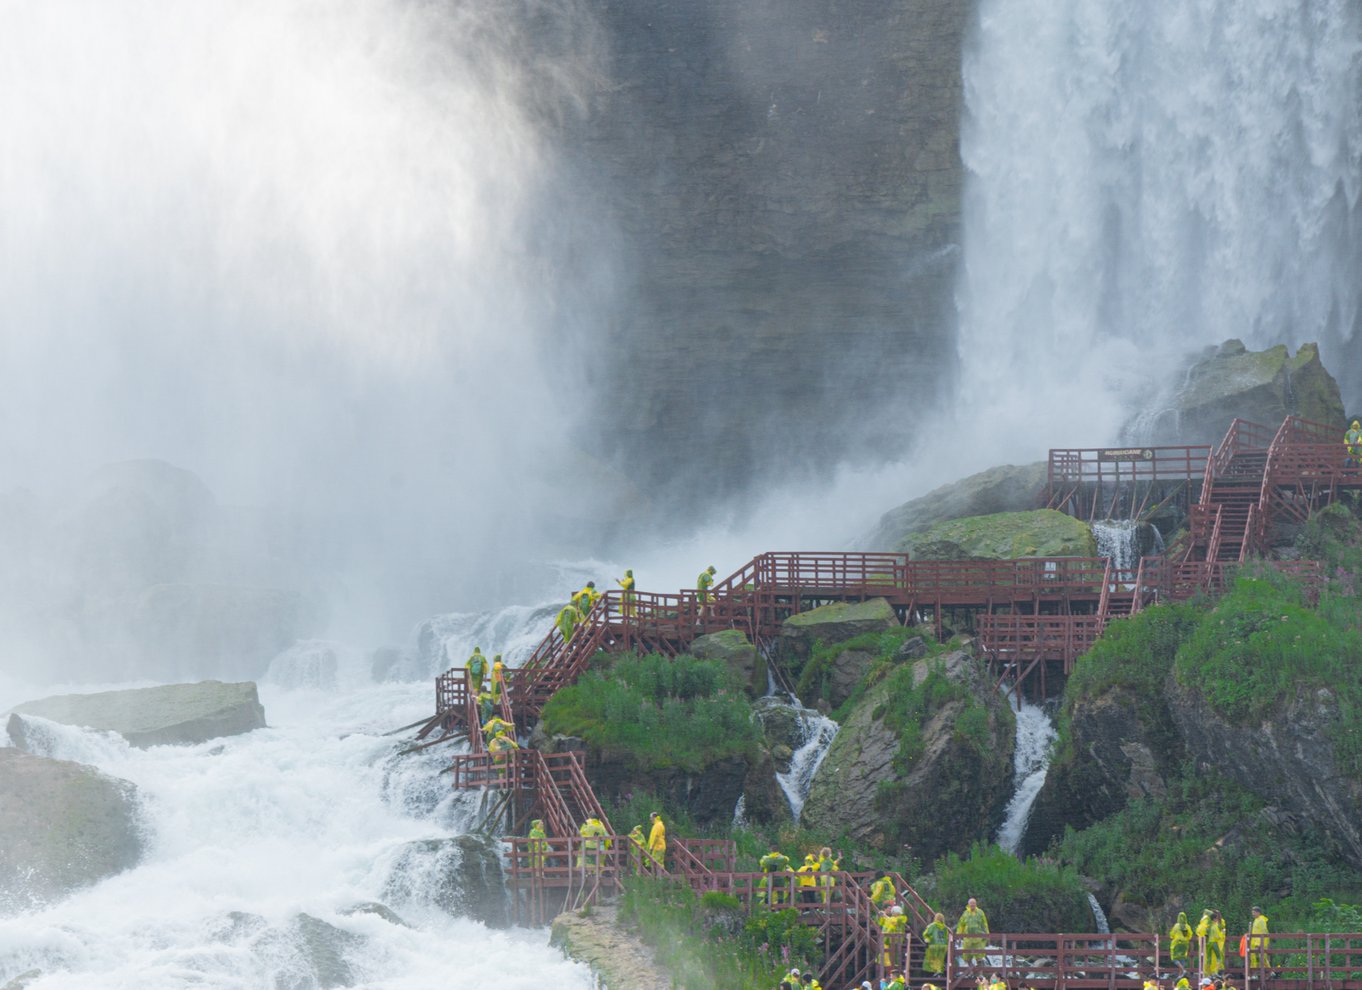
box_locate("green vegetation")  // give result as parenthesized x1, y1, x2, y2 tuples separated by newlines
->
(1054, 771, 1362, 932)
(618, 877, 820, 989)
(541, 652, 760, 772)
(924, 842, 1090, 933)
(873, 658, 996, 770)
(795, 626, 920, 707)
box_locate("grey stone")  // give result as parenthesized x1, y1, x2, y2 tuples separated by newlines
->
(1133, 340, 1344, 445)
(865, 462, 1049, 551)
(0, 749, 144, 910)
(778, 597, 898, 664)
(1167, 679, 1362, 868)
(291, 914, 364, 989)
(8, 680, 266, 749)
(383, 836, 509, 928)
(894, 636, 929, 661)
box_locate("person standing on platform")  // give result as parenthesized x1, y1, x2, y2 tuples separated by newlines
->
(1169, 911, 1193, 976)
(465, 647, 488, 694)
(923, 912, 950, 976)
(697, 565, 716, 615)
(647, 810, 666, 868)
(1345, 420, 1361, 468)
(1247, 906, 1271, 975)
(956, 898, 989, 973)
(527, 819, 547, 872)
(617, 568, 636, 617)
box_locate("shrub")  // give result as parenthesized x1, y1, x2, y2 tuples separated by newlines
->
(926, 842, 1090, 933)
(541, 652, 760, 772)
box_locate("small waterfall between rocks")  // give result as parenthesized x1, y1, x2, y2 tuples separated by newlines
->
(778, 710, 839, 822)
(1087, 893, 1111, 935)
(757, 693, 839, 822)
(995, 695, 1058, 855)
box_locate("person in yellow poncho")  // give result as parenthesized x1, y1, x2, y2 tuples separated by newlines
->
(922, 912, 950, 975)
(647, 811, 666, 868)
(617, 569, 635, 617)
(956, 898, 989, 971)
(1196, 909, 1225, 975)
(877, 905, 907, 969)
(527, 819, 547, 872)
(627, 825, 647, 874)
(869, 875, 897, 909)
(1247, 906, 1271, 973)
(1169, 911, 1193, 976)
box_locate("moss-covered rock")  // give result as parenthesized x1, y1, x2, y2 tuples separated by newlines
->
(865, 462, 1049, 551)
(799, 649, 1014, 860)
(1137, 339, 1344, 444)
(777, 598, 898, 669)
(902, 509, 1097, 560)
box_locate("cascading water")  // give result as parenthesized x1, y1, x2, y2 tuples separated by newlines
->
(0, 603, 593, 989)
(778, 712, 839, 822)
(1088, 893, 1112, 936)
(1093, 520, 1141, 577)
(957, 0, 1362, 452)
(995, 696, 1058, 856)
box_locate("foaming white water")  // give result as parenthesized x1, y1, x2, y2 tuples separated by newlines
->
(772, 703, 839, 822)
(1093, 520, 1139, 575)
(0, 682, 593, 989)
(958, 0, 1362, 452)
(996, 698, 1057, 855)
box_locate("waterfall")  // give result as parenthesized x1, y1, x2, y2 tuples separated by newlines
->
(995, 697, 1058, 855)
(777, 709, 839, 822)
(757, 694, 840, 822)
(958, 0, 1362, 444)
(1088, 893, 1112, 935)
(1093, 520, 1140, 577)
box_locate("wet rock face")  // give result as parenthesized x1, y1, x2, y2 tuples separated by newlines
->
(865, 462, 1050, 551)
(1135, 340, 1345, 444)
(778, 597, 898, 665)
(0, 749, 144, 911)
(799, 650, 1014, 860)
(383, 836, 509, 929)
(1167, 679, 1362, 868)
(689, 629, 765, 697)
(8, 680, 267, 749)
(901, 508, 1097, 561)
(1023, 686, 1184, 858)
(574, 0, 969, 508)
(587, 752, 751, 829)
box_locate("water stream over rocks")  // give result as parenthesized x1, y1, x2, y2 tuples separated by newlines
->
(996, 695, 1059, 856)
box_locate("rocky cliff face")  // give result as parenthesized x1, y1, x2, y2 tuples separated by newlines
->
(1023, 685, 1184, 858)
(1133, 340, 1345, 444)
(1167, 679, 1362, 868)
(570, 0, 968, 507)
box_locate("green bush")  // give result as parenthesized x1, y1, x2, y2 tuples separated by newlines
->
(618, 877, 819, 989)
(541, 652, 760, 772)
(796, 628, 921, 705)
(873, 658, 995, 770)
(1171, 573, 1362, 771)
(925, 842, 1090, 933)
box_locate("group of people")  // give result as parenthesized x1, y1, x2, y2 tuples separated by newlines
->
(551, 563, 721, 637)
(1167, 907, 1272, 980)
(758, 847, 844, 906)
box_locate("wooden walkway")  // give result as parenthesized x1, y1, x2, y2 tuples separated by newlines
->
(419, 414, 1356, 986)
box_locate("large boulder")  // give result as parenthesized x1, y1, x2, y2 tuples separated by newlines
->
(8, 680, 266, 750)
(0, 748, 144, 910)
(383, 836, 509, 928)
(1135, 340, 1344, 445)
(688, 629, 765, 697)
(778, 597, 898, 665)
(799, 649, 1014, 860)
(865, 462, 1049, 552)
(1166, 678, 1362, 868)
(902, 508, 1096, 560)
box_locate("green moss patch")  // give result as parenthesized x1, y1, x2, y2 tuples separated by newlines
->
(902, 509, 1097, 560)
